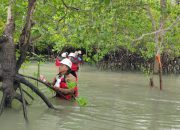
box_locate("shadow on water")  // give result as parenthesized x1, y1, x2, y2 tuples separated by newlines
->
(0, 64, 180, 130)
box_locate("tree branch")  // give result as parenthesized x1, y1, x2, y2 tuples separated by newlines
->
(144, 5, 157, 31)
(58, 12, 67, 23)
(144, 5, 159, 44)
(19, 74, 69, 100)
(133, 16, 180, 42)
(61, 0, 92, 12)
(15, 74, 54, 109)
(61, 0, 80, 11)
(56, 12, 67, 31)
(16, 0, 37, 71)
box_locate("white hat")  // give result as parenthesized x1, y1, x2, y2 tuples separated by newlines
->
(75, 51, 78, 56)
(61, 52, 68, 58)
(60, 58, 72, 68)
(78, 50, 82, 54)
(68, 52, 76, 58)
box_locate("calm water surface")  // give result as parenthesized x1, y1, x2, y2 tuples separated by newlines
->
(0, 63, 180, 130)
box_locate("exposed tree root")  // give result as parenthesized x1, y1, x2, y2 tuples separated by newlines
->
(14, 93, 29, 105)
(15, 74, 54, 109)
(19, 74, 69, 100)
(149, 77, 154, 87)
(22, 88, 34, 100)
(19, 86, 28, 121)
(0, 93, 6, 116)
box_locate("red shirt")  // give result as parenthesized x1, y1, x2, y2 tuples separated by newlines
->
(54, 76, 78, 100)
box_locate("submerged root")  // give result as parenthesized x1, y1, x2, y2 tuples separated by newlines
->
(15, 74, 54, 109)
(22, 88, 34, 100)
(149, 77, 154, 87)
(0, 93, 6, 116)
(19, 86, 28, 121)
(14, 93, 29, 105)
(19, 74, 68, 100)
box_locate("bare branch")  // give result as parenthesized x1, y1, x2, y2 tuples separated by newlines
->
(144, 5, 157, 31)
(15, 74, 54, 109)
(144, 5, 159, 44)
(58, 12, 67, 23)
(133, 16, 180, 42)
(16, 0, 37, 71)
(19, 74, 69, 100)
(61, 0, 92, 12)
(61, 0, 80, 11)
(56, 12, 67, 31)
(164, 16, 180, 33)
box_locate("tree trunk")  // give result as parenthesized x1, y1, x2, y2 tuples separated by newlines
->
(0, 45, 2, 81)
(1, 3, 16, 107)
(16, 0, 36, 72)
(157, 0, 167, 90)
(145, 5, 158, 87)
(159, 63, 163, 90)
(145, 0, 167, 89)
(0, 0, 55, 119)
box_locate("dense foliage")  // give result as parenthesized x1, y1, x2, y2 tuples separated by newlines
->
(0, 0, 179, 63)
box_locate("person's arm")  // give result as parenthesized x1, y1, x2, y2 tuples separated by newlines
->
(39, 75, 55, 87)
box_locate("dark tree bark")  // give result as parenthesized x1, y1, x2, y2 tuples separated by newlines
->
(144, 0, 167, 90)
(1, 4, 16, 107)
(19, 74, 69, 100)
(16, 0, 36, 72)
(0, 45, 3, 81)
(22, 88, 34, 100)
(0, 0, 55, 120)
(0, 93, 6, 115)
(15, 74, 54, 109)
(19, 86, 28, 121)
(158, 0, 167, 90)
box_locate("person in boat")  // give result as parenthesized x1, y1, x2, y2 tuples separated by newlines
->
(40, 58, 78, 100)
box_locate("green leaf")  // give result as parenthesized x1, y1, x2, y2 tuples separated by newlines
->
(104, 0, 110, 5)
(76, 97, 88, 106)
(99, 0, 104, 4)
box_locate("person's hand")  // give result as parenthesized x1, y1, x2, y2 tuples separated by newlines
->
(40, 75, 47, 83)
(55, 75, 60, 80)
(54, 78, 61, 88)
(53, 86, 60, 91)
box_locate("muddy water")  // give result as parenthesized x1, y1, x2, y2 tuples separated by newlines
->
(0, 63, 180, 130)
